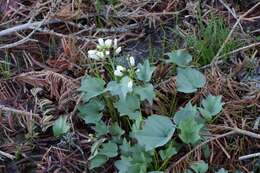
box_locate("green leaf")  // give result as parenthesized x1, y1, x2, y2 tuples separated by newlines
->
(79, 76, 105, 101)
(190, 160, 208, 173)
(120, 139, 132, 156)
(78, 99, 104, 125)
(115, 95, 140, 120)
(52, 116, 70, 137)
(109, 122, 125, 137)
(134, 115, 176, 151)
(159, 145, 177, 160)
(116, 145, 153, 173)
(115, 157, 132, 173)
(136, 60, 156, 82)
(178, 117, 203, 144)
(199, 95, 224, 121)
(132, 150, 153, 165)
(89, 138, 106, 160)
(173, 102, 198, 125)
(134, 83, 155, 104)
(94, 121, 108, 137)
(166, 50, 192, 67)
(106, 76, 133, 100)
(215, 168, 228, 173)
(115, 155, 148, 173)
(89, 154, 108, 169)
(99, 142, 118, 158)
(176, 67, 206, 93)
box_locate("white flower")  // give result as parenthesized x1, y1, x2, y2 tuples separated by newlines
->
(115, 47, 122, 55)
(113, 38, 118, 48)
(98, 38, 105, 46)
(114, 69, 123, 77)
(116, 65, 125, 72)
(127, 79, 133, 89)
(88, 50, 99, 60)
(105, 39, 113, 48)
(105, 51, 110, 56)
(96, 51, 105, 59)
(114, 65, 125, 77)
(129, 56, 135, 66)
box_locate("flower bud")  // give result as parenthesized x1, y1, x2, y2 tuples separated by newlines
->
(98, 38, 105, 46)
(115, 47, 122, 55)
(129, 56, 135, 66)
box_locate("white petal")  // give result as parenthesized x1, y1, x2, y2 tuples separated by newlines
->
(115, 47, 121, 55)
(127, 79, 133, 89)
(114, 69, 123, 77)
(105, 39, 113, 47)
(113, 39, 118, 48)
(116, 65, 125, 72)
(105, 51, 110, 55)
(98, 38, 105, 46)
(129, 56, 135, 66)
(88, 50, 97, 55)
(88, 50, 99, 60)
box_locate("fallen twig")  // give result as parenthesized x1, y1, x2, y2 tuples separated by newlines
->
(239, 152, 260, 160)
(0, 150, 15, 160)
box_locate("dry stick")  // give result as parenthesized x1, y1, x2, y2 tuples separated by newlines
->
(218, 0, 244, 31)
(211, 1, 260, 65)
(0, 20, 61, 37)
(216, 42, 260, 59)
(0, 150, 15, 160)
(239, 152, 260, 161)
(0, 104, 40, 119)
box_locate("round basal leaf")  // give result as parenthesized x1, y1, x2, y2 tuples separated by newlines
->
(134, 115, 176, 151)
(176, 67, 206, 93)
(79, 76, 105, 101)
(115, 95, 140, 120)
(115, 157, 132, 173)
(173, 102, 198, 125)
(52, 116, 70, 137)
(166, 50, 192, 67)
(134, 84, 155, 104)
(99, 142, 118, 158)
(106, 76, 133, 100)
(89, 154, 108, 170)
(178, 117, 203, 144)
(136, 60, 156, 82)
(78, 99, 104, 125)
(190, 160, 208, 173)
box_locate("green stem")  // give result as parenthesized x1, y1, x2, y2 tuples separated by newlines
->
(103, 95, 117, 122)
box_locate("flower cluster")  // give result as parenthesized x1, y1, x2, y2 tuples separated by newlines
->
(88, 38, 121, 60)
(114, 56, 135, 77)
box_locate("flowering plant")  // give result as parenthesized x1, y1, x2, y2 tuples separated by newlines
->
(52, 39, 224, 172)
